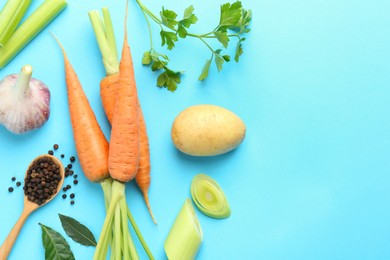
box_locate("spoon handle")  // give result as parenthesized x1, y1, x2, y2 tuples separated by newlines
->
(0, 207, 33, 260)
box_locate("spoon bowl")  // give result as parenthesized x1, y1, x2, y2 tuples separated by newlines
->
(0, 154, 64, 260)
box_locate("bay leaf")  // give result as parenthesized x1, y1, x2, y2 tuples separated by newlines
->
(39, 223, 75, 260)
(59, 214, 97, 247)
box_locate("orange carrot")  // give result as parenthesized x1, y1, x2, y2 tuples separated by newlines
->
(54, 35, 109, 183)
(89, 6, 155, 223)
(93, 5, 155, 259)
(100, 73, 120, 123)
(108, 15, 140, 183)
(102, 74, 155, 222)
(136, 107, 157, 223)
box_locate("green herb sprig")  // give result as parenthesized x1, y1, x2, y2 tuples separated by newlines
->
(135, 0, 252, 91)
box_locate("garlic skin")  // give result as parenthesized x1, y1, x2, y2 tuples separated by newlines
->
(0, 65, 50, 134)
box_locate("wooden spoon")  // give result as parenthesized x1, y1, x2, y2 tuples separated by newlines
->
(0, 154, 64, 260)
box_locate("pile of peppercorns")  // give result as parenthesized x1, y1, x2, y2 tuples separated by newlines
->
(49, 144, 79, 206)
(7, 144, 80, 206)
(23, 156, 62, 205)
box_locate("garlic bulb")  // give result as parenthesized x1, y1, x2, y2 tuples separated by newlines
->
(0, 65, 50, 134)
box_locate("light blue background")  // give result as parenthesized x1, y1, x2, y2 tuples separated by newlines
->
(1, 0, 390, 259)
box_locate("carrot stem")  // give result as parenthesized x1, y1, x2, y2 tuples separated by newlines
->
(88, 8, 119, 75)
(120, 197, 138, 260)
(127, 207, 155, 260)
(114, 204, 121, 260)
(94, 181, 124, 260)
(100, 178, 112, 210)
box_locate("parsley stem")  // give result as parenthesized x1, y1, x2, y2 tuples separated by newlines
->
(137, 2, 154, 49)
(135, 0, 161, 24)
(198, 36, 214, 53)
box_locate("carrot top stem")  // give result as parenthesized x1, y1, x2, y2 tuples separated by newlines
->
(127, 207, 155, 259)
(100, 178, 113, 210)
(89, 8, 119, 75)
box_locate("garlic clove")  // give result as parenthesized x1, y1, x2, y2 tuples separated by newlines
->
(0, 65, 50, 134)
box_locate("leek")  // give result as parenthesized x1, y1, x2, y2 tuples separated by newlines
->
(190, 174, 231, 219)
(164, 199, 203, 260)
(0, 0, 32, 47)
(0, 0, 67, 69)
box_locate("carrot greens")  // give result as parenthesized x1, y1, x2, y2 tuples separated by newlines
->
(135, 0, 252, 91)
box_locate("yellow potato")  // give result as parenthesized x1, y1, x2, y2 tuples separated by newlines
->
(171, 104, 246, 156)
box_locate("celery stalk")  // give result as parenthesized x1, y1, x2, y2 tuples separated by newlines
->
(164, 199, 203, 260)
(0, 0, 67, 69)
(0, 0, 32, 47)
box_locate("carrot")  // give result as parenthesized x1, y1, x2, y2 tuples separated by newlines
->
(136, 107, 156, 222)
(100, 73, 120, 123)
(108, 16, 140, 182)
(94, 4, 154, 259)
(89, 7, 156, 223)
(53, 35, 109, 183)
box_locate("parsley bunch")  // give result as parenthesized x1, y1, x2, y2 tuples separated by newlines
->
(135, 0, 252, 91)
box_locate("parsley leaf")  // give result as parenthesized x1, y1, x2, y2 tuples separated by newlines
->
(214, 31, 229, 48)
(151, 60, 167, 71)
(142, 51, 152, 65)
(199, 58, 212, 81)
(157, 68, 181, 91)
(223, 55, 231, 62)
(177, 6, 198, 38)
(219, 1, 242, 29)
(160, 30, 178, 50)
(215, 50, 225, 72)
(235, 38, 245, 62)
(160, 8, 178, 29)
(231, 8, 252, 33)
(136, 0, 252, 91)
(181, 6, 198, 28)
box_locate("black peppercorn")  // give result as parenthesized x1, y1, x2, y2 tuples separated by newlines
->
(48, 150, 54, 155)
(70, 193, 75, 199)
(62, 194, 67, 199)
(70, 200, 75, 205)
(11, 177, 16, 181)
(67, 163, 72, 169)
(73, 180, 78, 185)
(8, 187, 14, 192)
(53, 144, 59, 150)
(16, 182, 21, 187)
(61, 154, 65, 158)
(70, 156, 76, 162)
(23, 156, 62, 205)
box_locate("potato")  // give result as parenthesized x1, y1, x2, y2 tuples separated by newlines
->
(171, 104, 246, 156)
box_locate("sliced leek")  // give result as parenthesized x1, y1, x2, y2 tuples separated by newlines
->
(164, 199, 203, 260)
(190, 174, 231, 219)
